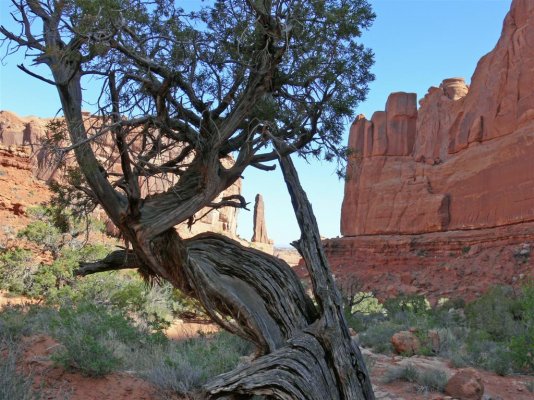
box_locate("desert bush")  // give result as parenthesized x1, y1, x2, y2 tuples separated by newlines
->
(0, 248, 35, 294)
(465, 286, 523, 341)
(508, 316, 534, 372)
(0, 304, 58, 343)
(382, 364, 419, 384)
(508, 281, 534, 372)
(50, 271, 187, 332)
(26, 204, 104, 237)
(416, 367, 448, 392)
(0, 339, 42, 400)
(17, 220, 62, 254)
(27, 244, 110, 300)
(50, 303, 141, 376)
(382, 363, 447, 392)
(463, 282, 534, 373)
(144, 331, 253, 395)
(384, 294, 430, 318)
(464, 335, 513, 376)
(359, 321, 405, 353)
(346, 312, 386, 333)
(0, 305, 31, 340)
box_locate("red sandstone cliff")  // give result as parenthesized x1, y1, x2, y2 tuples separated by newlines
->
(0, 111, 241, 239)
(321, 0, 534, 302)
(341, 0, 534, 236)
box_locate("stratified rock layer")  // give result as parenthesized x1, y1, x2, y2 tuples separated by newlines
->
(341, 0, 534, 236)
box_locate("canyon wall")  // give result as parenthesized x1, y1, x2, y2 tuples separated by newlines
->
(341, 0, 534, 236)
(323, 0, 534, 301)
(0, 111, 240, 239)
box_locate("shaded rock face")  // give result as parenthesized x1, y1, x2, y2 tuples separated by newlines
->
(341, 0, 534, 236)
(251, 194, 272, 244)
(0, 111, 240, 239)
(310, 223, 534, 304)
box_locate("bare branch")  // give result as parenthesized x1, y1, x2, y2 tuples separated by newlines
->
(17, 63, 56, 85)
(75, 249, 140, 276)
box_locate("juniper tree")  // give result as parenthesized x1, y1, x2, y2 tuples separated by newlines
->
(1, 1, 375, 398)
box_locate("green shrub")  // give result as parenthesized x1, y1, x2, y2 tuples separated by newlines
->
(0, 304, 58, 342)
(0, 305, 30, 340)
(464, 282, 534, 374)
(145, 331, 252, 394)
(465, 286, 522, 342)
(384, 294, 430, 318)
(17, 221, 61, 252)
(349, 293, 385, 316)
(52, 334, 121, 377)
(416, 367, 448, 392)
(0, 248, 34, 294)
(382, 363, 419, 384)
(359, 321, 405, 353)
(29, 244, 110, 300)
(509, 325, 534, 372)
(50, 303, 140, 376)
(508, 281, 534, 372)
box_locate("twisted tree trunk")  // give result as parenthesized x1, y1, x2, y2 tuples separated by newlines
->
(76, 155, 374, 399)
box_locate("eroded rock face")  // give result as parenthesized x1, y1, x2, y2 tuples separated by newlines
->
(0, 111, 241, 239)
(318, 0, 534, 304)
(341, 0, 534, 236)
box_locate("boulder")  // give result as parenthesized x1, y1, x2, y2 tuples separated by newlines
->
(444, 368, 484, 400)
(391, 330, 421, 356)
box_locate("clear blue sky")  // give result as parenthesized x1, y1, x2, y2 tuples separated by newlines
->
(0, 1, 512, 246)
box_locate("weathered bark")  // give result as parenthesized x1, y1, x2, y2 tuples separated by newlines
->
(200, 154, 375, 399)
(73, 154, 374, 398)
(278, 154, 374, 399)
(183, 234, 317, 353)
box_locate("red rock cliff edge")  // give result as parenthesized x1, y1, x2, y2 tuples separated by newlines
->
(314, 0, 534, 302)
(341, 0, 534, 236)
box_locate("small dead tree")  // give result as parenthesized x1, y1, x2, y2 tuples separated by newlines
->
(1, 1, 376, 398)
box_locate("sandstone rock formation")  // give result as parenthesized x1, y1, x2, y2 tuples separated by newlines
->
(0, 111, 241, 239)
(341, 0, 534, 236)
(318, 0, 534, 302)
(251, 194, 271, 244)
